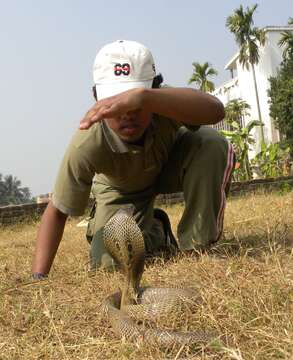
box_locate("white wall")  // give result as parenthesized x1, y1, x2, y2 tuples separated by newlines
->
(213, 27, 292, 158)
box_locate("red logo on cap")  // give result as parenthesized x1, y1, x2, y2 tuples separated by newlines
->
(114, 63, 130, 76)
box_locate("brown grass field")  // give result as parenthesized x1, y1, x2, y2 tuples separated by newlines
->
(0, 191, 293, 359)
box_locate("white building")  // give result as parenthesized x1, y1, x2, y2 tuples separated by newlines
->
(213, 26, 293, 157)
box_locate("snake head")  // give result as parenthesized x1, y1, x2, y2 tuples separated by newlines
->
(115, 206, 135, 217)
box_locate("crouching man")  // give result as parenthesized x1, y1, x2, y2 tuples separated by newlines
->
(32, 40, 234, 277)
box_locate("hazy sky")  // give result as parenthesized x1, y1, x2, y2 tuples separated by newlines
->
(1, 0, 292, 196)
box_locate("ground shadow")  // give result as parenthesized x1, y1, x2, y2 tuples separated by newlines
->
(208, 230, 293, 259)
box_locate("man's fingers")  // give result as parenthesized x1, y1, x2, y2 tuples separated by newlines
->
(100, 102, 123, 118)
(79, 120, 92, 129)
(79, 104, 111, 129)
(79, 91, 135, 130)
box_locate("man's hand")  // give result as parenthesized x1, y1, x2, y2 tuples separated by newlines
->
(79, 88, 146, 130)
(80, 87, 225, 130)
(32, 201, 68, 276)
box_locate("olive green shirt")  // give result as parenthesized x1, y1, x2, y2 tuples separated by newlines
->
(52, 114, 186, 216)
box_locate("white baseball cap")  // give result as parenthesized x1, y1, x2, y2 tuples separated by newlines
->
(93, 40, 156, 100)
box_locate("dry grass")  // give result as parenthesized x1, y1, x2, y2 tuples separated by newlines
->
(1, 191, 293, 359)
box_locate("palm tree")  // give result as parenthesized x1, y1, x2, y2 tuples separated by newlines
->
(225, 98, 251, 128)
(0, 174, 31, 205)
(278, 17, 293, 59)
(226, 4, 266, 142)
(188, 62, 218, 93)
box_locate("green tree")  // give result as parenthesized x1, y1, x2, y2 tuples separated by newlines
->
(188, 62, 217, 92)
(0, 173, 32, 206)
(220, 99, 262, 180)
(224, 98, 251, 128)
(278, 17, 293, 59)
(268, 53, 293, 153)
(0, 174, 6, 203)
(226, 3, 266, 142)
(252, 142, 291, 178)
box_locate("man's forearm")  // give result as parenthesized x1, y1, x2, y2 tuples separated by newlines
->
(142, 87, 225, 126)
(32, 201, 68, 275)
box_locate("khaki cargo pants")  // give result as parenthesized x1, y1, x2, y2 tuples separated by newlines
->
(86, 127, 235, 268)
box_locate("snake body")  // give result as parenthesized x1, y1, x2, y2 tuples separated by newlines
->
(103, 209, 215, 346)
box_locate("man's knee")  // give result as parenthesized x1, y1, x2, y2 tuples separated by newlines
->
(199, 128, 229, 154)
(89, 227, 116, 271)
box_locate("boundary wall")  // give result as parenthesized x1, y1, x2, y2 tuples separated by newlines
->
(1, 176, 293, 225)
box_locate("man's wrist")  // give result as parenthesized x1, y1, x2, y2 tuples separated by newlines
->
(141, 87, 156, 111)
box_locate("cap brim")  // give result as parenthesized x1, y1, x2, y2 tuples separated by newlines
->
(95, 80, 153, 100)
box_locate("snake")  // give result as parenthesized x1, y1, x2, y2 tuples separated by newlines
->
(102, 208, 217, 347)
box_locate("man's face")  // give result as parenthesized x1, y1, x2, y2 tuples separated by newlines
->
(105, 109, 152, 143)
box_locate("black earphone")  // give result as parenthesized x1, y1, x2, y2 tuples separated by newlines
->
(92, 85, 97, 101)
(152, 73, 164, 89)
